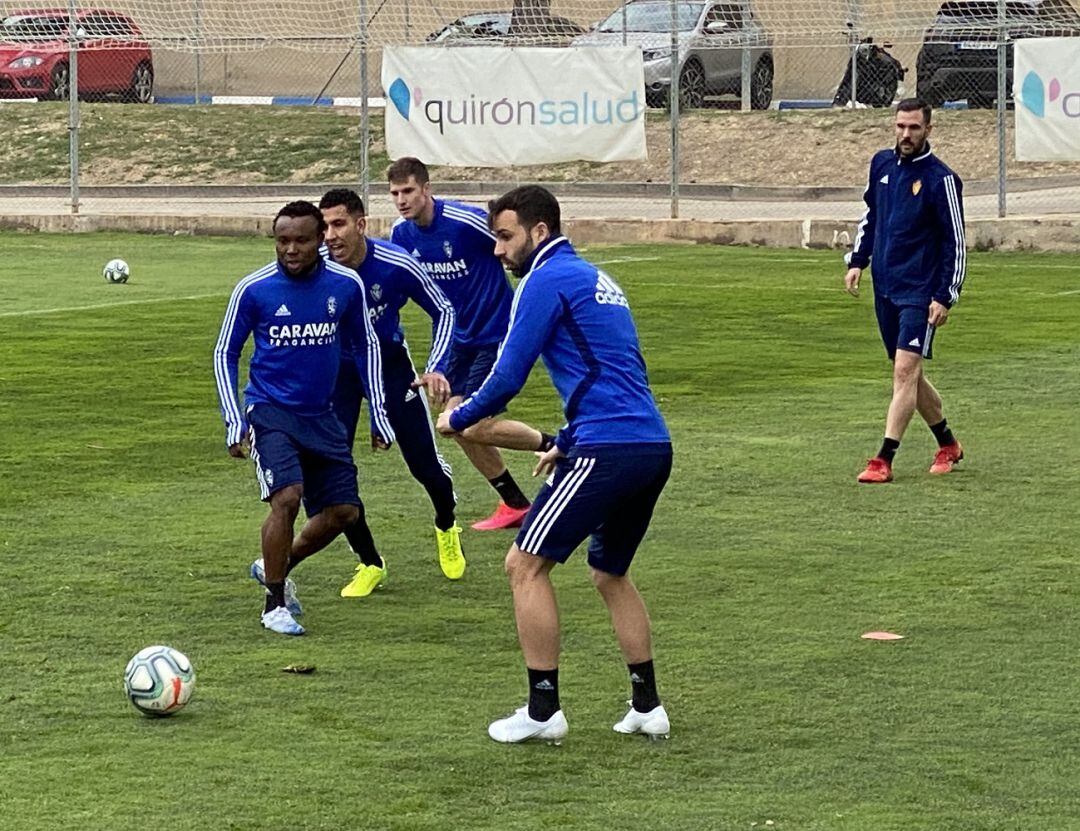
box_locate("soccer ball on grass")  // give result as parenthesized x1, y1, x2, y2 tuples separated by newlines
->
(103, 258, 130, 283)
(123, 645, 195, 717)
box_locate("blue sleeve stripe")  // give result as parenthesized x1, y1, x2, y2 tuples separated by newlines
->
(943, 174, 966, 304)
(442, 205, 497, 241)
(375, 246, 455, 373)
(213, 265, 275, 439)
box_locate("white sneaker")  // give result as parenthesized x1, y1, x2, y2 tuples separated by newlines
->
(260, 605, 305, 636)
(488, 706, 568, 744)
(250, 558, 302, 616)
(614, 704, 670, 739)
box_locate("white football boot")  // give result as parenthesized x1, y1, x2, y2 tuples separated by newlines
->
(613, 704, 670, 739)
(488, 706, 568, 744)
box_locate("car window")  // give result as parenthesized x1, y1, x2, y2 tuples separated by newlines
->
(937, 2, 1038, 21)
(80, 14, 134, 39)
(708, 4, 747, 29)
(597, 2, 706, 33)
(1038, 0, 1080, 22)
(1, 14, 67, 42)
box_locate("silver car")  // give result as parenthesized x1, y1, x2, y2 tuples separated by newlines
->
(573, 0, 773, 109)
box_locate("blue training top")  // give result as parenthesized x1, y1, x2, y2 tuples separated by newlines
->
(322, 238, 455, 375)
(390, 198, 513, 347)
(449, 236, 670, 452)
(214, 257, 394, 448)
(847, 142, 967, 308)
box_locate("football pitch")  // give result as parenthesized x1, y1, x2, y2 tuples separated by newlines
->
(2, 231, 1079, 830)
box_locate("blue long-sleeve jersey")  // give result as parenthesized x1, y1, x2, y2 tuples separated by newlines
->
(390, 199, 513, 347)
(323, 238, 455, 375)
(449, 237, 670, 452)
(847, 143, 967, 307)
(214, 258, 394, 448)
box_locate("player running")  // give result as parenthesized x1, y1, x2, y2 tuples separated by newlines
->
(318, 188, 464, 591)
(214, 201, 393, 635)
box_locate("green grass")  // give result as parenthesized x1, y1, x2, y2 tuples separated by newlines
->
(1, 233, 1079, 830)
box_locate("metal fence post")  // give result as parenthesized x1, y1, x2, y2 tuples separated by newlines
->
(67, 0, 80, 215)
(997, 0, 1007, 218)
(847, 0, 860, 108)
(669, 0, 679, 219)
(195, 0, 203, 102)
(740, 4, 750, 112)
(360, 0, 370, 209)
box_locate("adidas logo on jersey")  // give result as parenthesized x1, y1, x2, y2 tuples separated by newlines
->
(275, 304, 292, 317)
(594, 270, 629, 308)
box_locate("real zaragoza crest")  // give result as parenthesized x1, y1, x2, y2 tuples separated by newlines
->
(327, 296, 337, 316)
(443, 240, 453, 258)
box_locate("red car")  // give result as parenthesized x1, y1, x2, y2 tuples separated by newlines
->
(0, 8, 153, 102)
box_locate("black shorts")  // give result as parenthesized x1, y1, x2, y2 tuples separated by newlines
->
(875, 295, 935, 361)
(516, 443, 672, 576)
(446, 341, 501, 401)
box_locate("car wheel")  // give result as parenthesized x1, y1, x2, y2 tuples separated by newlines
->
(125, 62, 154, 103)
(50, 62, 70, 100)
(749, 57, 773, 110)
(678, 60, 705, 110)
(916, 66, 944, 107)
(645, 91, 666, 109)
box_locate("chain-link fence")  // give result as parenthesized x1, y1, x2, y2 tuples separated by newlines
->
(2, 0, 1079, 222)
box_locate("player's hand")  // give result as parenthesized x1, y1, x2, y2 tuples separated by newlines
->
(844, 267, 862, 297)
(228, 439, 249, 459)
(533, 445, 565, 478)
(928, 300, 950, 327)
(371, 433, 391, 452)
(436, 410, 458, 436)
(412, 371, 450, 408)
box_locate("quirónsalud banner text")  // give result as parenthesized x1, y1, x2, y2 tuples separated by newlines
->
(1015, 39, 1080, 161)
(382, 47, 646, 166)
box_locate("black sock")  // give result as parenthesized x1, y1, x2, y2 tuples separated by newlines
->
(527, 667, 560, 721)
(434, 512, 456, 532)
(264, 581, 286, 613)
(628, 660, 661, 713)
(489, 470, 530, 510)
(878, 437, 900, 464)
(344, 506, 383, 568)
(928, 419, 956, 448)
(538, 432, 556, 452)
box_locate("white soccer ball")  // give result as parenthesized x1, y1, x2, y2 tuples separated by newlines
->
(103, 258, 130, 283)
(123, 645, 195, 717)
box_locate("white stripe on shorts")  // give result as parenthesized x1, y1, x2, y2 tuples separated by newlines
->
(520, 456, 596, 554)
(249, 425, 270, 500)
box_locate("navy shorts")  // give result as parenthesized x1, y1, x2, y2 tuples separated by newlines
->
(247, 403, 360, 517)
(446, 341, 502, 401)
(516, 443, 672, 576)
(875, 295, 935, 361)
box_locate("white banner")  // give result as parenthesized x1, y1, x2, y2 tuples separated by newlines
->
(381, 47, 646, 167)
(1014, 39, 1080, 161)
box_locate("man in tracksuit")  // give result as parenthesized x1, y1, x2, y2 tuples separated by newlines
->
(318, 188, 464, 592)
(437, 186, 672, 745)
(214, 201, 394, 636)
(845, 98, 967, 484)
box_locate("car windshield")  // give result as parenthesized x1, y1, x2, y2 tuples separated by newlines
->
(1, 15, 67, 42)
(597, 2, 705, 33)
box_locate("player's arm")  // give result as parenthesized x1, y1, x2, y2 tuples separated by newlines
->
(399, 255, 456, 405)
(213, 284, 254, 456)
(845, 159, 879, 296)
(439, 276, 561, 435)
(344, 282, 396, 448)
(929, 173, 966, 325)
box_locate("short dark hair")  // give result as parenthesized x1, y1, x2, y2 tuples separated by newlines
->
(274, 200, 326, 234)
(387, 156, 430, 185)
(488, 185, 561, 236)
(896, 98, 932, 125)
(319, 188, 365, 216)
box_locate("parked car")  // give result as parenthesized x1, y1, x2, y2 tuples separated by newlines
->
(917, 0, 1080, 107)
(426, 10, 586, 46)
(0, 8, 153, 102)
(572, 0, 773, 109)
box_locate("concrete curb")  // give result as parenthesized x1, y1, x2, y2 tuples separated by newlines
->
(3, 212, 1078, 253)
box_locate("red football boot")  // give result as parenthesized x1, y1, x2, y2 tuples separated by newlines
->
(471, 502, 530, 531)
(929, 441, 964, 475)
(857, 457, 893, 484)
